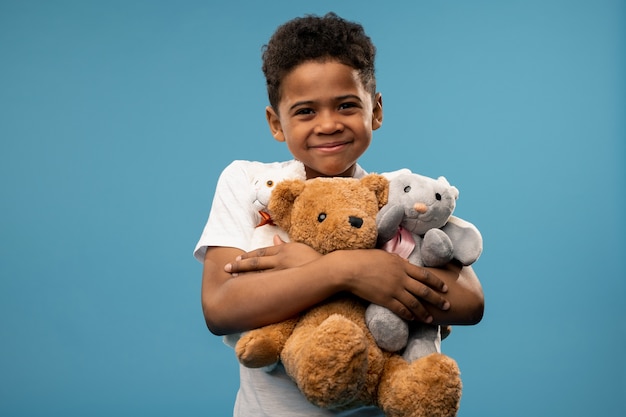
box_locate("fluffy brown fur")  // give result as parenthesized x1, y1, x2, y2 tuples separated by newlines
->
(235, 175, 462, 416)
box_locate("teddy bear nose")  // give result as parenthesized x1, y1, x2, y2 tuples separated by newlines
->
(349, 216, 363, 228)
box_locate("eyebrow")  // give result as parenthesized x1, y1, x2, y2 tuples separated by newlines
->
(288, 95, 363, 112)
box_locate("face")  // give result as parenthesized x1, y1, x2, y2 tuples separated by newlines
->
(266, 60, 383, 179)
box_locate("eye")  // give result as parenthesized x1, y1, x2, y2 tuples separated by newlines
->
(294, 108, 314, 116)
(404, 185, 411, 193)
(265, 180, 274, 188)
(339, 102, 358, 110)
(318, 213, 327, 222)
(435, 193, 442, 200)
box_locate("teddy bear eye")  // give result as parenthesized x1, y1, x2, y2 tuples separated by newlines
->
(266, 180, 274, 187)
(318, 213, 327, 222)
(404, 186, 411, 193)
(435, 193, 442, 200)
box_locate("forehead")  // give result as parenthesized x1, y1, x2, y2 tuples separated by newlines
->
(279, 60, 367, 105)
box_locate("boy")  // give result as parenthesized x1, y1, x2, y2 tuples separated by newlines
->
(194, 13, 484, 416)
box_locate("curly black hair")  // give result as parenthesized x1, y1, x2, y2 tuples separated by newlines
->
(262, 12, 377, 111)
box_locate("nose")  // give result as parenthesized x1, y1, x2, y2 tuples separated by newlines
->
(413, 203, 428, 213)
(349, 216, 363, 228)
(314, 111, 343, 135)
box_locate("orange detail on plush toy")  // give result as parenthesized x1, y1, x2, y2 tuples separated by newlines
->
(256, 211, 275, 227)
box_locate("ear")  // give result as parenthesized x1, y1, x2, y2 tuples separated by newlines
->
(360, 174, 389, 209)
(266, 106, 285, 142)
(371, 93, 383, 131)
(267, 179, 306, 231)
(437, 176, 460, 200)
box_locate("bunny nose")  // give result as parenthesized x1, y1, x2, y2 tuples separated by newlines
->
(414, 203, 428, 213)
(349, 216, 363, 228)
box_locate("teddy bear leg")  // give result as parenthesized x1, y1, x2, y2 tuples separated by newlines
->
(365, 303, 409, 352)
(402, 324, 441, 363)
(378, 353, 462, 417)
(281, 314, 370, 409)
(235, 317, 299, 368)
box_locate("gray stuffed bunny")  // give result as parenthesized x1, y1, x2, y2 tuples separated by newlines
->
(366, 170, 483, 361)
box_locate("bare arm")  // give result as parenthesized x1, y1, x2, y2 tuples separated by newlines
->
(202, 245, 340, 335)
(202, 238, 451, 335)
(424, 262, 484, 325)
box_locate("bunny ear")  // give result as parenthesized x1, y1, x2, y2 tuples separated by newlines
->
(437, 176, 459, 200)
(267, 179, 306, 231)
(451, 186, 459, 200)
(360, 174, 389, 208)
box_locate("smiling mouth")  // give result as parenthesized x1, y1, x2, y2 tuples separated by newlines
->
(310, 141, 352, 150)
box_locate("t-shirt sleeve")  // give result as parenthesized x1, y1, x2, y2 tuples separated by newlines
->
(193, 161, 259, 262)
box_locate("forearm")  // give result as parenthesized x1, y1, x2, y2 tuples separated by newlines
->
(202, 245, 458, 335)
(425, 263, 484, 325)
(202, 248, 344, 335)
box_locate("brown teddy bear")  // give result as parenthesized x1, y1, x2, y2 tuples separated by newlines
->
(234, 174, 462, 417)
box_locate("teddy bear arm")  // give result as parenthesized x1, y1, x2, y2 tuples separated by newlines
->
(235, 317, 299, 368)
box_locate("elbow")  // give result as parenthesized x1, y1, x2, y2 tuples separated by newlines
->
(204, 317, 227, 336)
(202, 302, 232, 336)
(458, 264, 485, 325)
(466, 295, 484, 325)
(463, 287, 484, 325)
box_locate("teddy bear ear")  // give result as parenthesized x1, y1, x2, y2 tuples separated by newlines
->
(267, 179, 306, 230)
(360, 174, 389, 209)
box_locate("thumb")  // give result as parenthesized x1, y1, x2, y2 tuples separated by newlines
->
(273, 234, 286, 246)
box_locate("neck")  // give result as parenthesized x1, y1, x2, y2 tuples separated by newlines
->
(304, 164, 356, 179)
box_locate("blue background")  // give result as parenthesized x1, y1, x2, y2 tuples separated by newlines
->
(1, 1, 624, 416)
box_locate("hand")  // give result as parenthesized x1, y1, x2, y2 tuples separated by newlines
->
(225, 235, 322, 275)
(336, 249, 450, 324)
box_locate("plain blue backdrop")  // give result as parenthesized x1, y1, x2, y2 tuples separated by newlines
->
(1, 1, 624, 416)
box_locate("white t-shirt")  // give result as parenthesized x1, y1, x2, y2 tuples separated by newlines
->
(194, 160, 384, 416)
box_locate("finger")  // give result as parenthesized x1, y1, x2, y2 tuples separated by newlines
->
(227, 256, 263, 274)
(396, 293, 433, 323)
(223, 262, 237, 277)
(273, 234, 286, 246)
(406, 281, 450, 311)
(408, 265, 448, 293)
(238, 246, 270, 260)
(384, 299, 416, 322)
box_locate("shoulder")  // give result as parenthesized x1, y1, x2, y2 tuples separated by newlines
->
(220, 160, 302, 181)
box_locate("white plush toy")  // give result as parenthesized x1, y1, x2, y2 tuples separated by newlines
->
(249, 161, 306, 249)
(222, 161, 306, 360)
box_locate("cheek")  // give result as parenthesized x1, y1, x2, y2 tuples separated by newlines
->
(282, 124, 307, 145)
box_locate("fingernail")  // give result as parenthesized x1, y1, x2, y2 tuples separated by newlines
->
(224, 263, 232, 272)
(425, 315, 433, 323)
(442, 301, 450, 310)
(442, 284, 448, 292)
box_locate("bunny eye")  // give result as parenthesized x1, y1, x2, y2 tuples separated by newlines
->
(318, 213, 327, 222)
(435, 193, 442, 200)
(404, 185, 411, 193)
(266, 180, 274, 187)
